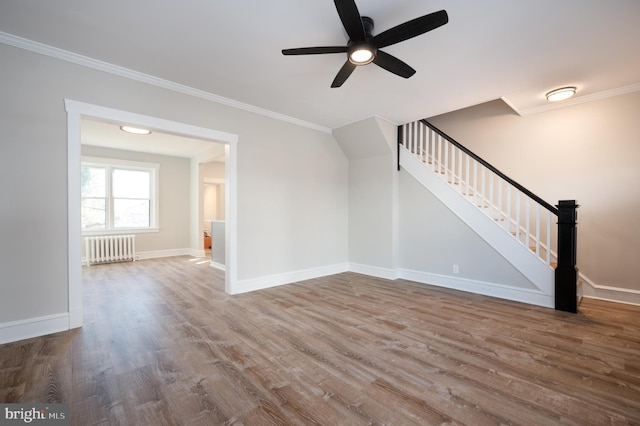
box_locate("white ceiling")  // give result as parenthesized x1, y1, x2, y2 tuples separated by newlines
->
(1, 0, 639, 132)
(81, 118, 225, 159)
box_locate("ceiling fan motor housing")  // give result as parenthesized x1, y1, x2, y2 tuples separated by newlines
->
(360, 16, 374, 38)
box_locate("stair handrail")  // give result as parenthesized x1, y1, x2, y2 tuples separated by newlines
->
(419, 120, 558, 216)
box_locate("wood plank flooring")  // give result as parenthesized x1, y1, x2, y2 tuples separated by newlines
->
(1, 256, 639, 425)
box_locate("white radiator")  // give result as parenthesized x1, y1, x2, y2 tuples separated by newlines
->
(85, 234, 136, 266)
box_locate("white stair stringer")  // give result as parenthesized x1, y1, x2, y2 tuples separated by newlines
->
(400, 146, 554, 307)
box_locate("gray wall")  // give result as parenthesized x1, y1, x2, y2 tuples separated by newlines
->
(428, 92, 640, 292)
(348, 155, 395, 269)
(0, 43, 348, 325)
(333, 117, 397, 272)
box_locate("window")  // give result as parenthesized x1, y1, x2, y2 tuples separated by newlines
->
(81, 157, 159, 233)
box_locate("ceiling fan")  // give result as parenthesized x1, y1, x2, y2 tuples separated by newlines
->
(282, 0, 448, 87)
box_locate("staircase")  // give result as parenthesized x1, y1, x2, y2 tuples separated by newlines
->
(398, 120, 580, 312)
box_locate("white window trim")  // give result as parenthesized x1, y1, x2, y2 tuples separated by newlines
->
(81, 156, 160, 235)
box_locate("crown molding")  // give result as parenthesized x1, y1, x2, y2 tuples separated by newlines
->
(505, 82, 640, 116)
(0, 31, 331, 134)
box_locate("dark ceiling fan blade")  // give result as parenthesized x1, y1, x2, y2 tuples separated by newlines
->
(334, 0, 366, 42)
(331, 61, 357, 87)
(373, 50, 416, 78)
(371, 10, 448, 48)
(282, 46, 348, 55)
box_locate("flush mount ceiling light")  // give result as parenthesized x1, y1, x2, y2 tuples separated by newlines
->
(120, 125, 151, 135)
(546, 86, 576, 102)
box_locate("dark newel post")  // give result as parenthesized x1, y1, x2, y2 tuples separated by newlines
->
(555, 200, 579, 313)
(397, 125, 402, 171)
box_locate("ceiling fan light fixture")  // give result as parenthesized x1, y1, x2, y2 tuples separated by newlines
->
(348, 44, 376, 65)
(546, 86, 576, 102)
(120, 125, 151, 135)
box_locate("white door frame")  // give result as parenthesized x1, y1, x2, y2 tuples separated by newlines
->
(65, 99, 238, 329)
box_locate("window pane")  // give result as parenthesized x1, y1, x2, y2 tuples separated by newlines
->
(113, 169, 150, 198)
(81, 198, 106, 229)
(114, 199, 150, 228)
(81, 167, 106, 197)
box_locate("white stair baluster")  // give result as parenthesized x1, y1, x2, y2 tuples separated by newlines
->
(411, 122, 417, 153)
(443, 138, 448, 177)
(473, 160, 478, 205)
(430, 130, 435, 171)
(438, 135, 443, 174)
(415, 122, 420, 157)
(405, 124, 410, 149)
(425, 129, 433, 167)
(420, 123, 425, 161)
(457, 148, 462, 189)
(451, 145, 457, 184)
(404, 123, 409, 150)
(489, 172, 494, 217)
(433, 132, 437, 169)
(516, 191, 521, 242)
(526, 197, 531, 252)
(497, 178, 502, 222)
(535, 203, 541, 257)
(481, 166, 486, 208)
(456, 146, 461, 186)
(465, 153, 470, 197)
(505, 186, 512, 233)
(546, 210, 552, 265)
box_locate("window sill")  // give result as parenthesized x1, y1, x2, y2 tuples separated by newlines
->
(82, 228, 160, 236)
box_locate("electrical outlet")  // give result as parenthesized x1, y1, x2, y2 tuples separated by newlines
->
(453, 264, 460, 274)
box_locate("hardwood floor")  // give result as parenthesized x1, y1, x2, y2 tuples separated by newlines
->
(1, 256, 639, 425)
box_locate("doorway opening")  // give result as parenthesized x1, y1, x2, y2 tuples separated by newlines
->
(66, 99, 238, 329)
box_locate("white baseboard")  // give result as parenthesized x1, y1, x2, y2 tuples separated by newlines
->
(82, 248, 198, 265)
(231, 261, 554, 308)
(232, 263, 349, 295)
(210, 260, 225, 271)
(580, 273, 640, 307)
(397, 268, 554, 309)
(68, 307, 83, 329)
(137, 248, 192, 260)
(189, 248, 208, 258)
(347, 264, 640, 309)
(348, 263, 399, 280)
(0, 313, 70, 345)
